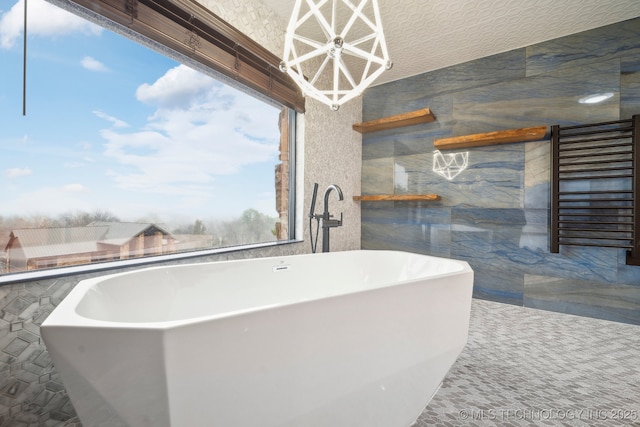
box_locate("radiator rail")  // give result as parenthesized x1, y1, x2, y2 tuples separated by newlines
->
(550, 115, 640, 265)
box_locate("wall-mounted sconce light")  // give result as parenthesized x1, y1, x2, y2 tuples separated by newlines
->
(433, 150, 469, 180)
(279, 0, 392, 111)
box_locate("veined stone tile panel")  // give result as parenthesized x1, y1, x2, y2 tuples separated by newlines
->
(363, 49, 526, 122)
(556, 245, 623, 283)
(405, 207, 453, 226)
(361, 122, 451, 161)
(524, 274, 640, 324)
(362, 132, 395, 160)
(449, 209, 527, 271)
(393, 94, 454, 157)
(361, 157, 394, 195)
(362, 17, 640, 326)
(394, 144, 524, 209)
(621, 63, 640, 120)
(361, 207, 452, 257)
(526, 17, 640, 77)
(523, 181, 550, 213)
(523, 140, 549, 191)
(452, 59, 620, 136)
(622, 56, 640, 74)
(454, 243, 524, 305)
(470, 274, 524, 306)
(449, 207, 621, 284)
(369, 223, 436, 255)
(361, 206, 444, 225)
(616, 249, 640, 284)
(519, 209, 548, 252)
(452, 208, 527, 228)
(526, 274, 640, 311)
(361, 220, 424, 253)
(361, 93, 453, 159)
(393, 125, 452, 158)
(524, 140, 550, 209)
(393, 208, 454, 258)
(541, 244, 621, 284)
(443, 209, 525, 305)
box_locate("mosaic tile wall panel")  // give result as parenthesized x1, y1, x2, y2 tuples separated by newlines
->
(362, 17, 640, 324)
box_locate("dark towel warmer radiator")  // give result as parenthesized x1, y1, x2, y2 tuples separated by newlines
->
(550, 115, 640, 265)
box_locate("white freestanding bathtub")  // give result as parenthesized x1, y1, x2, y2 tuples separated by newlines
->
(41, 250, 473, 427)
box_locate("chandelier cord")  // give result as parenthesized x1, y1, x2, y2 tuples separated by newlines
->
(23, 0, 27, 116)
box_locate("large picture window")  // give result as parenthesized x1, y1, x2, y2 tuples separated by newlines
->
(0, 0, 297, 276)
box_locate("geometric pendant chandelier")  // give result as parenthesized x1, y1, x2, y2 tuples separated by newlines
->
(280, 0, 392, 111)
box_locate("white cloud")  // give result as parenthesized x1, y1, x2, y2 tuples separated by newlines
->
(62, 183, 89, 192)
(102, 65, 281, 198)
(93, 110, 129, 128)
(6, 167, 32, 178)
(136, 64, 220, 108)
(81, 56, 108, 72)
(0, 0, 102, 49)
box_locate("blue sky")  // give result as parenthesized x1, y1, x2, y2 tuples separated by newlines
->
(0, 0, 282, 225)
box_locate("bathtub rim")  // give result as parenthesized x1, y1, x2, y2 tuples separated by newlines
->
(42, 250, 473, 331)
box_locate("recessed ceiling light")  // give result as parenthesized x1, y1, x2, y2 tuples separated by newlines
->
(578, 92, 614, 104)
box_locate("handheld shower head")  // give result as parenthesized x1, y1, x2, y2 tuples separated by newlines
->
(309, 183, 319, 218)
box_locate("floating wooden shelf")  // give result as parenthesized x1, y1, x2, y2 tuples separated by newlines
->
(353, 194, 441, 202)
(353, 108, 436, 134)
(434, 125, 548, 149)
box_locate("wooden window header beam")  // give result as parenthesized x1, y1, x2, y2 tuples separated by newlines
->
(64, 0, 305, 113)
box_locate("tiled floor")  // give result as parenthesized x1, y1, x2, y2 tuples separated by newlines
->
(416, 299, 640, 426)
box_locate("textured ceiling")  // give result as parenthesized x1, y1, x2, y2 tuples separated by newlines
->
(260, 0, 640, 86)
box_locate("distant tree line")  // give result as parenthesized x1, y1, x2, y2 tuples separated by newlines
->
(0, 208, 279, 252)
(174, 209, 278, 247)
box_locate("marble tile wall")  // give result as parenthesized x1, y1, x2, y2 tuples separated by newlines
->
(362, 17, 640, 325)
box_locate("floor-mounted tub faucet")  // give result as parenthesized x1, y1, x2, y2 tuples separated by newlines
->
(321, 184, 343, 253)
(309, 183, 344, 253)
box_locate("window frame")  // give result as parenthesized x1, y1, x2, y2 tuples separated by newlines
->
(0, 0, 300, 284)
